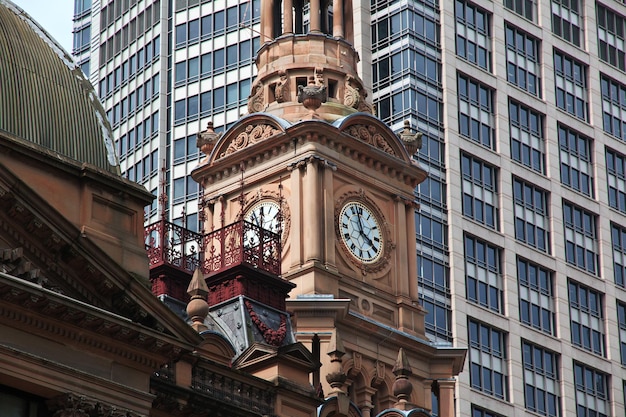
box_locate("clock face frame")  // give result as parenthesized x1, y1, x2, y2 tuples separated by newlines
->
(339, 201, 383, 264)
(245, 200, 282, 235)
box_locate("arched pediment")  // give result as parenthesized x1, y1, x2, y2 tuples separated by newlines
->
(197, 330, 237, 364)
(210, 113, 290, 163)
(375, 409, 431, 417)
(318, 395, 363, 417)
(334, 113, 413, 164)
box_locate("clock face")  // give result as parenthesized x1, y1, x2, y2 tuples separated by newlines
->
(339, 201, 383, 263)
(245, 200, 282, 235)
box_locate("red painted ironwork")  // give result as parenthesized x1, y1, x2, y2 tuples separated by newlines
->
(145, 219, 281, 277)
(202, 220, 281, 277)
(145, 219, 202, 274)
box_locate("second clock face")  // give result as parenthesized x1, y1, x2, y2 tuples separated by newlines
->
(245, 200, 282, 234)
(339, 201, 383, 263)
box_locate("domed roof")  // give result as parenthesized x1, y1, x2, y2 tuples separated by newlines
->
(0, 1, 119, 174)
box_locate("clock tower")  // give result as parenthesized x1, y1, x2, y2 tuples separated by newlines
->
(192, 1, 466, 415)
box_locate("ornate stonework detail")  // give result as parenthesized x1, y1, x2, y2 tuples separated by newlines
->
(334, 190, 394, 275)
(274, 70, 290, 103)
(197, 121, 222, 156)
(298, 76, 327, 116)
(47, 393, 143, 417)
(245, 299, 287, 346)
(247, 81, 265, 113)
(397, 120, 422, 156)
(314, 67, 325, 86)
(221, 124, 280, 157)
(345, 124, 397, 156)
(344, 75, 360, 109)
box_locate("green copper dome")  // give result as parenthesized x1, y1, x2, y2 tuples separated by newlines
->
(0, 1, 119, 174)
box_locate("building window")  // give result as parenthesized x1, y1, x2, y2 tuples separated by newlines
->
(469, 320, 507, 400)
(456, 0, 491, 71)
(563, 201, 598, 275)
(558, 124, 593, 197)
(569, 280, 605, 356)
(504, 0, 536, 21)
(458, 74, 495, 149)
(552, 0, 583, 47)
(509, 100, 545, 174)
(418, 254, 452, 343)
(606, 148, 626, 213)
(513, 178, 550, 252)
(518, 257, 555, 335)
(505, 24, 541, 97)
(597, 4, 626, 71)
(612, 223, 626, 287)
(619, 302, 626, 365)
(554, 51, 588, 121)
(471, 406, 505, 417)
(464, 235, 502, 313)
(461, 154, 498, 229)
(601, 74, 626, 141)
(522, 341, 560, 417)
(573, 363, 609, 417)
(73, 24, 91, 54)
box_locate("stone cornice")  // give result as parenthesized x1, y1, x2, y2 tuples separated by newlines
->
(192, 117, 426, 192)
(0, 164, 203, 345)
(0, 272, 192, 369)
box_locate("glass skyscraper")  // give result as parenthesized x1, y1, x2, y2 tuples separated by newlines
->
(76, 0, 626, 415)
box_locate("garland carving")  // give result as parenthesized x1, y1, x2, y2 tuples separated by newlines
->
(245, 299, 287, 346)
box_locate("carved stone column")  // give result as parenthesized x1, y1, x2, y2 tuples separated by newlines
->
(309, 0, 321, 32)
(283, 0, 294, 34)
(303, 157, 321, 262)
(332, 0, 344, 38)
(436, 379, 456, 417)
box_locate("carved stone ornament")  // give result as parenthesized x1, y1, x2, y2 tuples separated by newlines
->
(334, 190, 393, 275)
(397, 120, 422, 156)
(344, 74, 360, 109)
(345, 124, 397, 156)
(221, 123, 281, 157)
(47, 393, 143, 417)
(274, 70, 290, 103)
(298, 75, 327, 114)
(197, 121, 222, 156)
(247, 81, 265, 113)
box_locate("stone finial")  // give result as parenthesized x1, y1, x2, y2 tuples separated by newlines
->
(398, 120, 423, 156)
(186, 268, 209, 332)
(392, 348, 415, 410)
(325, 330, 347, 394)
(197, 122, 222, 156)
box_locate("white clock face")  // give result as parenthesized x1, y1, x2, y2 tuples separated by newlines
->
(245, 200, 282, 235)
(339, 201, 383, 263)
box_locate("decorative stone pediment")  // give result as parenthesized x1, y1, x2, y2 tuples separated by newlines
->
(210, 114, 289, 163)
(335, 114, 413, 163)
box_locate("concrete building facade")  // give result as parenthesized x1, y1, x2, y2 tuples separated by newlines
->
(75, 0, 626, 416)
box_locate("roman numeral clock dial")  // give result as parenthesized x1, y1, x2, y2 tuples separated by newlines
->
(339, 201, 383, 264)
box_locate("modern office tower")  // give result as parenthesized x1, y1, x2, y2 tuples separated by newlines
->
(73, 0, 262, 230)
(78, 0, 626, 416)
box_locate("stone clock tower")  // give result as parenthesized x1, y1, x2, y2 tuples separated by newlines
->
(192, 1, 466, 415)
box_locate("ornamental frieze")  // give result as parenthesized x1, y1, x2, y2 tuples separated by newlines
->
(220, 124, 281, 158)
(343, 124, 397, 156)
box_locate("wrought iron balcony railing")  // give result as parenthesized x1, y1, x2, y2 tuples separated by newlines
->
(145, 219, 281, 277)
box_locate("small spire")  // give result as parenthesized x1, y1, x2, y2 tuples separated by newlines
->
(186, 268, 209, 332)
(392, 348, 415, 410)
(398, 120, 423, 156)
